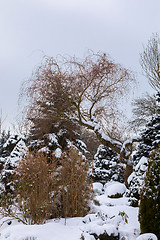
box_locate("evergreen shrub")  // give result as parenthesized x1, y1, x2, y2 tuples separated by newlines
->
(139, 147, 160, 239)
(126, 113, 160, 205)
(92, 145, 124, 184)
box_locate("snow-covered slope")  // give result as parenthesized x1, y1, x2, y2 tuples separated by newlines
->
(0, 181, 154, 240)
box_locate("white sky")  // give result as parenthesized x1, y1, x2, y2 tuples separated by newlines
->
(0, 0, 159, 130)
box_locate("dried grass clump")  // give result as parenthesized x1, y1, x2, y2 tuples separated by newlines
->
(14, 151, 56, 224)
(0, 146, 92, 224)
(59, 147, 92, 219)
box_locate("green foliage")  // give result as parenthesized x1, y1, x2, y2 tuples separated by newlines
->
(91, 231, 119, 240)
(92, 145, 124, 184)
(0, 130, 10, 146)
(127, 109, 160, 205)
(139, 147, 160, 238)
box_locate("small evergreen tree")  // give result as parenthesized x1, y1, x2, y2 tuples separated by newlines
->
(0, 130, 10, 145)
(0, 134, 27, 196)
(92, 145, 124, 184)
(139, 147, 160, 239)
(126, 92, 160, 205)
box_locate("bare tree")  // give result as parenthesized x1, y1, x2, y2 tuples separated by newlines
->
(129, 93, 157, 132)
(0, 110, 2, 136)
(21, 52, 136, 163)
(0, 110, 7, 136)
(140, 33, 160, 90)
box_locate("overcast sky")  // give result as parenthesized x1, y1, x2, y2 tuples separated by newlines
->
(0, 0, 160, 130)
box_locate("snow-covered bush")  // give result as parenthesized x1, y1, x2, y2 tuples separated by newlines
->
(125, 157, 148, 207)
(0, 134, 26, 158)
(0, 130, 10, 148)
(139, 148, 160, 239)
(0, 134, 27, 195)
(92, 145, 124, 184)
(133, 114, 160, 164)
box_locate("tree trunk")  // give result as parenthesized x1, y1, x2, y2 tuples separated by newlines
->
(124, 164, 133, 188)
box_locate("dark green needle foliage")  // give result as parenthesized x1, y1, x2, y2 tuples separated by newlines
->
(139, 147, 160, 238)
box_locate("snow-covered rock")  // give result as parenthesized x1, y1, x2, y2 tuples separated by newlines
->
(93, 182, 103, 195)
(104, 181, 126, 198)
(136, 233, 158, 240)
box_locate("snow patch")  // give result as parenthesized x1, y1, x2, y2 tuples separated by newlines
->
(54, 148, 62, 158)
(48, 133, 59, 145)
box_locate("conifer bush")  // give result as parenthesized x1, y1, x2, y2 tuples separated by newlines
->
(92, 145, 124, 184)
(139, 147, 160, 239)
(127, 113, 160, 205)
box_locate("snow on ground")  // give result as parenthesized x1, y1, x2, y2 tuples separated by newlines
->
(0, 218, 83, 240)
(0, 181, 156, 240)
(87, 182, 140, 239)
